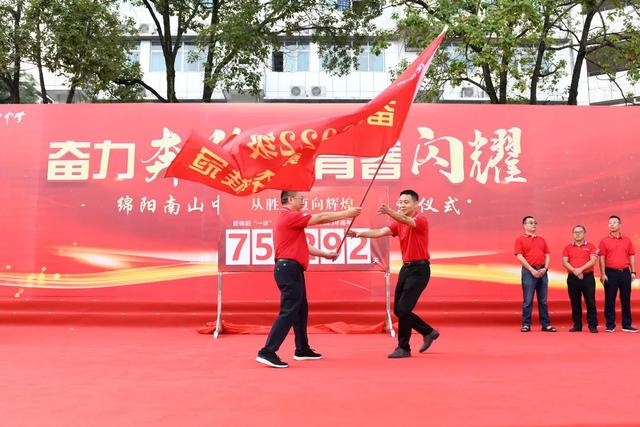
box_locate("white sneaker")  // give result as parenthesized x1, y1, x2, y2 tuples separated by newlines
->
(622, 327, 639, 333)
(605, 328, 615, 332)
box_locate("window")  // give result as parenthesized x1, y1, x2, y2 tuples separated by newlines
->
(183, 43, 206, 72)
(272, 42, 309, 72)
(337, 0, 351, 11)
(272, 51, 284, 72)
(357, 44, 383, 72)
(150, 42, 166, 72)
(336, 0, 380, 12)
(127, 43, 140, 64)
(150, 42, 206, 72)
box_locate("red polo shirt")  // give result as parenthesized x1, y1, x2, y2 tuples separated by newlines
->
(274, 207, 311, 270)
(514, 234, 549, 266)
(562, 241, 598, 273)
(599, 234, 635, 269)
(389, 214, 430, 262)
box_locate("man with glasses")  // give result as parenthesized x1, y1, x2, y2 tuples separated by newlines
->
(256, 191, 362, 368)
(598, 215, 638, 333)
(347, 189, 439, 358)
(561, 225, 598, 333)
(515, 216, 556, 332)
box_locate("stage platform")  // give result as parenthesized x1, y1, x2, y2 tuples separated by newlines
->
(2, 323, 640, 427)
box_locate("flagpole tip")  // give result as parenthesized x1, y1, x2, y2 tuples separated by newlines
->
(441, 25, 449, 34)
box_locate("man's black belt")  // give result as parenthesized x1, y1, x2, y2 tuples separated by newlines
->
(275, 258, 302, 268)
(605, 267, 629, 273)
(531, 265, 545, 269)
(403, 260, 429, 266)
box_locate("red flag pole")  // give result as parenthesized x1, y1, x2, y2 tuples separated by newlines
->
(334, 149, 390, 257)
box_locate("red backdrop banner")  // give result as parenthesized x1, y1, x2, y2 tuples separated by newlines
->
(1, 103, 639, 302)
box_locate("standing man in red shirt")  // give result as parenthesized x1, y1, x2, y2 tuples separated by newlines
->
(514, 216, 556, 332)
(256, 191, 361, 368)
(561, 225, 599, 333)
(347, 189, 439, 358)
(598, 215, 638, 333)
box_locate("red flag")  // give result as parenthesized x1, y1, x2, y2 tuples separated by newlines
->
(165, 28, 447, 196)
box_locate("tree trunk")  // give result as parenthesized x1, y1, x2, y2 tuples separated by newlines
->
(202, 0, 220, 102)
(66, 82, 76, 103)
(481, 64, 499, 103)
(567, 4, 600, 105)
(161, 0, 179, 102)
(9, 1, 23, 103)
(35, 25, 48, 104)
(166, 63, 178, 102)
(530, 8, 551, 105)
(498, 44, 511, 104)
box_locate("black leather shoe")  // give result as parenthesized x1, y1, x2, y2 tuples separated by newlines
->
(387, 348, 411, 358)
(569, 326, 582, 332)
(589, 327, 598, 333)
(419, 330, 440, 353)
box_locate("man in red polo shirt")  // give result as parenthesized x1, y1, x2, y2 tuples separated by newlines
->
(256, 191, 361, 368)
(514, 216, 556, 332)
(561, 225, 599, 333)
(347, 189, 439, 358)
(598, 215, 638, 333)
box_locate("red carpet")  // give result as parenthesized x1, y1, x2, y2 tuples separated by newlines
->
(2, 324, 640, 426)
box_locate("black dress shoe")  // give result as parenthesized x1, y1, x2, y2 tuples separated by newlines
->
(589, 327, 598, 333)
(569, 326, 582, 332)
(387, 348, 411, 358)
(419, 330, 440, 353)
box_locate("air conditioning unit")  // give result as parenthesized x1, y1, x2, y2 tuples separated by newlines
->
(138, 23, 151, 34)
(310, 86, 326, 97)
(461, 86, 477, 98)
(290, 86, 306, 97)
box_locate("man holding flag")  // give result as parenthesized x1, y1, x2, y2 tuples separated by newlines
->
(256, 191, 361, 368)
(347, 189, 438, 358)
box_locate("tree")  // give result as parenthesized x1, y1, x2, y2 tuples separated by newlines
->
(132, 0, 383, 102)
(0, 72, 38, 103)
(560, 0, 640, 104)
(388, 0, 640, 104)
(196, 0, 382, 102)
(1, 0, 144, 104)
(0, 0, 28, 103)
(132, 0, 208, 102)
(43, 0, 142, 103)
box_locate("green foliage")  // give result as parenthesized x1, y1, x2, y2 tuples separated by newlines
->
(193, 0, 383, 101)
(44, 0, 141, 102)
(391, 0, 640, 104)
(0, 72, 38, 103)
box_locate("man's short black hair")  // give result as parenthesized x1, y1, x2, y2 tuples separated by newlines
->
(399, 189, 419, 201)
(573, 224, 586, 232)
(609, 215, 621, 222)
(522, 216, 535, 224)
(281, 191, 296, 205)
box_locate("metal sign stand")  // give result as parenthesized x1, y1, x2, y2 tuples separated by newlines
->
(213, 272, 223, 339)
(213, 269, 395, 339)
(384, 271, 396, 337)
